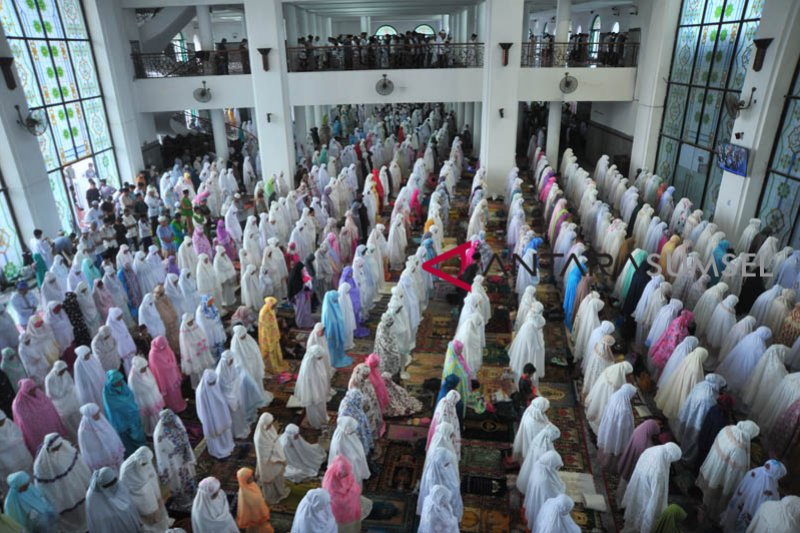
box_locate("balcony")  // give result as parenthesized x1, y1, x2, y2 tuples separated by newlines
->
(286, 42, 484, 72)
(131, 49, 251, 79)
(521, 41, 639, 68)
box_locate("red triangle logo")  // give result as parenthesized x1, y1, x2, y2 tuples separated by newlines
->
(422, 241, 474, 292)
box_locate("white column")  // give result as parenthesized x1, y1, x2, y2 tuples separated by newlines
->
(467, 6, 477, 37)
(210, 109, 229, 159)
(294, 106, 308, 157)
(285, 4, 299, 45)
(629, 0, 681, 177)
(442, 14, 450, 33)
(298, 8, 308, 38)
(244, 0, 296, 180)
(476, 2, 486, 39)
(196, 5, 214, 50)
(545, 0, 571, 164)
(473, 101, 482, 155)
(82, 0, 145, 180)
(0, 34, 61, 237)
(305, 106, 316, 131)
(479, 0, 524, 195)
(460, 10, 469, 42)
(465, 102, 475, 131)
(360, 16, 371, 34)
(314, 106, 324, 127)
(714, 0, 800, 241)
(325, 17, 333, 39)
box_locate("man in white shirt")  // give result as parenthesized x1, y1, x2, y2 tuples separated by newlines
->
(29, 229, 53, 269)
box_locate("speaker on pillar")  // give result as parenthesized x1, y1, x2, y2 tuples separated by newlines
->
(257, 48, 272, 71)
(499, 43, 513, 66)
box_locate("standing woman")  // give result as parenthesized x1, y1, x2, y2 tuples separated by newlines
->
(236, 467, 275, 533)
(196, 369, 234, 459)
(153, 409, 196, 509)
(12, 379, 68, 455)
(191, 477, 238, 533)
(148, 336, 187, 413)
(103, 369, 146, 455)
(153, 284, 181, 355)
(254, 412, 290, 504)
(322, 455, 364, 533)
(295, 345, 331, 429)
(258, 297, 287, 373)
(196, 295, 226, 360)
(287, 261, 315, 328)
(179, 313, 215, 389)
(127, 356, 165, 436)
(119, 446, 169, 532)
(322, 291, 353, 368)
(62, 291, 93, 348)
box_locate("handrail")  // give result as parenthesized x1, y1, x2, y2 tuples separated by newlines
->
(286, 42, 484, 72)
(132, 49, 251, 79)
(521, 41, 639, 68)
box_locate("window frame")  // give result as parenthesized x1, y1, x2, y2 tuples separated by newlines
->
(756, 58, 800, 247)
(2, 0, 121, 232)
(589, 15, 601, 57)
(374, 24, 398, 36)
(414, 23, 435, 36)
(653, 0, 763, 215)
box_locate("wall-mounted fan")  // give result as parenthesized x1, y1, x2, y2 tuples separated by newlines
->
(193, 80, 212, 103)
(724, 87, 756, 119)
(14, 104, 47, 136)
(559, 72, 578, 94)
(375, 73, 394, 96)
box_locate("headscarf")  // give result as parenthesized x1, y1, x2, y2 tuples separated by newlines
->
(85, 467, 143, 533)
(290, 488, 337, 533)
(62, 291, 92, 347)
(337, 389, 373, 452)
(44, 301, 74, 352)
(236, 467, 273, 531)
(12, 379, 68, 454)
(534, 494, 580, 533)
(102, 369, 146, 452)
(1, 348, 27, 393)
(92, 325, 120, 372)
(365, 353, 389, 410)
(322, 455, 362, 524)
(119, 446, 168, 531)
(195, 369, 233, 445)
(417, 447, 463, 521)
(279, 423, 327, 483)
(4, 471, 56, 531)
(418, 484, 460, 533)
(31, 433, 90, 525)
(721, 459, 786, 532)
(138, 292, 165, 338)
(106, 307, 136, 368)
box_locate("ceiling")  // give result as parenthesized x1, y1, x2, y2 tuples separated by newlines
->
(291, 0, 637, 19)
(293, 0, 483, 18)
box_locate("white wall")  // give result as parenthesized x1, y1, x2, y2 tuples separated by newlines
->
(134, 75, 255, 112)
(590, 101, 636, 136)
(517, 67, 637, 102)
(133, 66, 637, 112)
(331, 19, 361, 36)
(370, 18, 442, 34)
(287, 68, 484, 106)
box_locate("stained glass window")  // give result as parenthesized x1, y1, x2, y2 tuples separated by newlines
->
(757, 61, 800, 247)
(0, 0, 119, 236)
(655, 0, 763, 214)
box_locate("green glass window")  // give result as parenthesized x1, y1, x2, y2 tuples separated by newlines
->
(654, 0, 763, 215)
(0, 0, 120, 235)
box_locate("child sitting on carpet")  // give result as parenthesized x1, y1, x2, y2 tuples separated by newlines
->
(515, 363, 538, 415)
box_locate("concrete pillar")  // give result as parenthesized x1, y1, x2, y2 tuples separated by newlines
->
(476, 2, 486, 40)
(244, 0, 296, 182)
(460, 9, 469, 41)
(196, 5, 214, 50)
(294, 106, 308, 159)
(473, 101, 482, 155)
(467, 6, 477, 37)
(360, 16, 371, 34)
(465, 102, 475, 131)
(314, 106, 324, 128)
(479, 0, 524, 195)
(305, 106, 316, 131)
(442, 14, 449, 33)
(82, 0, 145, 180)
(0, 33, 62, 238)
(545, 0, 571, 164)
(629, 0, 681, 178)
(457, 103, 465, 130)
(325, 17, 333, 39)
(714, 0, 800, 241)
(210, 109, 229, 160)
(285, 3, 299, 45)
